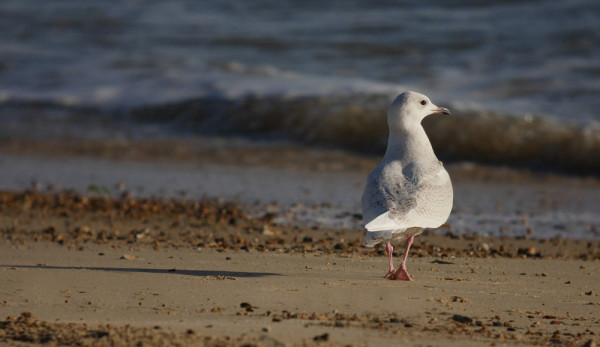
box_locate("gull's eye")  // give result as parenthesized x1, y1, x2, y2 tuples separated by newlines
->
(420, 100, 427, 106)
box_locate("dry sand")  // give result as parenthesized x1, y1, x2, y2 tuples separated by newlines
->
(1, 190, 599, 346)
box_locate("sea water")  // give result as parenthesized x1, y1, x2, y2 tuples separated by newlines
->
(1, 0, 599, 172)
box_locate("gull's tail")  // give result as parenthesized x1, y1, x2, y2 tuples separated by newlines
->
(362, 230, 396, 248)
(362, 227, 423, 247)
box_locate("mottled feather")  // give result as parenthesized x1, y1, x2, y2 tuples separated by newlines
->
(361, 91, 453, 247)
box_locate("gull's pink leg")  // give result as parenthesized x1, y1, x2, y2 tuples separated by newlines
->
(387, 235, 414, 281)
(384, 242, 395, 279)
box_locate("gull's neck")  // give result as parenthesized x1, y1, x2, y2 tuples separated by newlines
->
(383, 122, 437, 164)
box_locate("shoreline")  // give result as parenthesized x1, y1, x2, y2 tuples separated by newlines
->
(1, 190, 599, 258)
(2, 142, 599, 240)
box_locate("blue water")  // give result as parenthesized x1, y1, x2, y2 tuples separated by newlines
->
(1, 0, 599, 121)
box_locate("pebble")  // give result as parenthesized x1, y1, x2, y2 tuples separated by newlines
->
(583, 339, 596, 347)
(313, 333, 329, 342)
(452, 314, 473, 324)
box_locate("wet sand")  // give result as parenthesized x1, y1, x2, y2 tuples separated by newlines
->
(2, 139, 600, 239)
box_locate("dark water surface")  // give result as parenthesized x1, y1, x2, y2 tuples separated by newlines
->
(1, 1, 599, 173)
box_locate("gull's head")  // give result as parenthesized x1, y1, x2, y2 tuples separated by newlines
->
(388, 91, 450, 130)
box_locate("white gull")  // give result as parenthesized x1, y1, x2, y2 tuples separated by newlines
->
(362, 91, 453, 280)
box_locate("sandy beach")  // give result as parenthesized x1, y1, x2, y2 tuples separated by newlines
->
(0, 141, 599, 346)
(2, 242, 598, 346)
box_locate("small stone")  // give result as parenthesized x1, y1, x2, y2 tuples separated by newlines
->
(517, 247, 537, 256)
(261, 225, 279, 236)
(452, 314, 473, 324)
(240, 302, 256, 309)
(582, 339, 596, 347)
(313, 333, 329, 342)
(120, 254, 139, 260)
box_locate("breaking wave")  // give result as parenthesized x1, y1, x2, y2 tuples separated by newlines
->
(127, 94, 600, 175)
(1, 93, 599, 175)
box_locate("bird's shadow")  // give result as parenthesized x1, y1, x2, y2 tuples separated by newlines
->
(4, 264, 280, 278)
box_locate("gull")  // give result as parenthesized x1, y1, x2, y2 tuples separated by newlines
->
(362, 91, 453, 280)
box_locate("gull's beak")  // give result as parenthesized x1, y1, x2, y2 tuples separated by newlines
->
(431, 106, 451, 116)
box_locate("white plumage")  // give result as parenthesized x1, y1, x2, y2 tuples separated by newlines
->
(361, 91, 453, 280)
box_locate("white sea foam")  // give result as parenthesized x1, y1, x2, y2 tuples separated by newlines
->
(1, 1, 598, 121)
